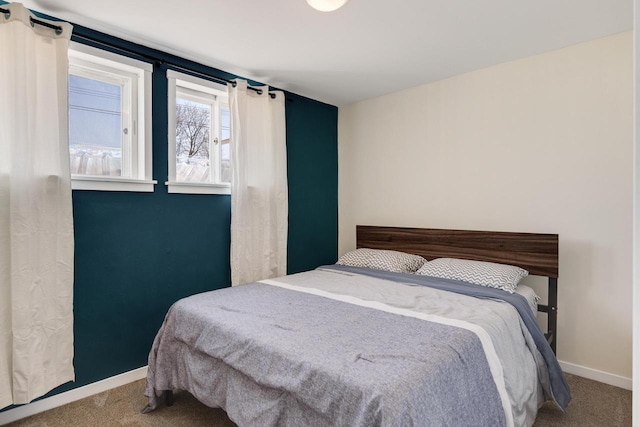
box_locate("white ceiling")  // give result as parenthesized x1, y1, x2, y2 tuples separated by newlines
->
(23, 0, 633, 106)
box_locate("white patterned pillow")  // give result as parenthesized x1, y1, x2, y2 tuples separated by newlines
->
(336, 248, 426, 273)
(415, 258, 528, 293)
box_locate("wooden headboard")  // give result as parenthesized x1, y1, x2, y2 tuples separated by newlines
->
(356, 225, 560, 353)
(357, 225, 558, 277)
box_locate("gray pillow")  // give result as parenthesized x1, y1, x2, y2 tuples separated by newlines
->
(337, 248, 426, 273)
(415, 258, 528, 293)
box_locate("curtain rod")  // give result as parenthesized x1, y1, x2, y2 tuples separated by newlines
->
(72, 33, 276, 98)
(0, 7, 65, 34)
(1, 7, 276, 99)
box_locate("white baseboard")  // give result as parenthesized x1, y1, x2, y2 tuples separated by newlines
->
(559, 360, 632, 390)
(0, 366, 148, 426)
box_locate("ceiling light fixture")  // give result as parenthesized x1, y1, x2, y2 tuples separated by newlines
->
(306, 0, 349, 12)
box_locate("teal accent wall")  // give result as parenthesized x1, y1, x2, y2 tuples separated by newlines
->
(1, 6, 337, 403)
(286, 95, 339, 273)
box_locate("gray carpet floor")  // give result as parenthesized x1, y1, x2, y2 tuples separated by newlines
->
(4, 373, 631, 426)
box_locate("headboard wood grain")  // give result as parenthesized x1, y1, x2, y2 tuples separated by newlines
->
(356, 225, 559, 278)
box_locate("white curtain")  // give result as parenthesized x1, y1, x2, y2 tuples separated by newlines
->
(229, 80, 288, 286)
(0, 3, 74, 408)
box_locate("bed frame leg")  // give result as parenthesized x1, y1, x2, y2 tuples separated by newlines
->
(162, 390, 174, 407)
(548, 278, 558, 354)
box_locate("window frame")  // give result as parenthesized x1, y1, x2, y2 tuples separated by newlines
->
(166, 70, 231, 195)
(68, 42, 156, 192)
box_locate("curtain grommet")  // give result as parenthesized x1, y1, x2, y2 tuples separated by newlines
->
(3, 12, 10, 20)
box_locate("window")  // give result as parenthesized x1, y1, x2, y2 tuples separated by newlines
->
(166, 70, 231, 195)
(68, 42, 155, 192)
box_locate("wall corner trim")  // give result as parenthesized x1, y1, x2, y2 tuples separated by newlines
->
(559, 360, 632, 390)
(0, 366, 148, 425)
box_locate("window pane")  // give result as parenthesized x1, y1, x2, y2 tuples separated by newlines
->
(220, 107, 231, 183)
(176, 97, 211, 183)
(69, 75, 122, 176)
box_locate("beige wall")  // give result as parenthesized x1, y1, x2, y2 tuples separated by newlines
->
(338, 32, 633, 379)
(634, 0, 640, 404)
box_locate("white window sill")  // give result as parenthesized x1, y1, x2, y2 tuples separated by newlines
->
(165, 181, 231, 195)
(72, 176, 157, 192)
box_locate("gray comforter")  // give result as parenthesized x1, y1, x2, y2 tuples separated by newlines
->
(144, 267, 569, 426)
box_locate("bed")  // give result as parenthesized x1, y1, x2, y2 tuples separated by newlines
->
(143, 226, 570, 427)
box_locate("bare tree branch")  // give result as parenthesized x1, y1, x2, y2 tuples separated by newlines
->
(176, 103, 210, 159)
